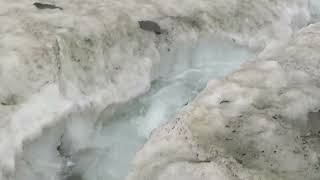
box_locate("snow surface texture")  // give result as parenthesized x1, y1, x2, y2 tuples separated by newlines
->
(128, 23, 320, 180)
(0, 0, 315, 179)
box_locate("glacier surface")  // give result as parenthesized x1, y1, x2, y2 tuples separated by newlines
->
(15, 38, 252, 180)
(0, 0, 319, 180)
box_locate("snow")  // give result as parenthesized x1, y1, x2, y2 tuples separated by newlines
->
(0, 0, 316, 180)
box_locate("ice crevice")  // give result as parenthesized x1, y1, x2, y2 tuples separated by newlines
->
(15, 37, 253, 180)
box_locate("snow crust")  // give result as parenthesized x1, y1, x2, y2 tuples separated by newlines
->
(0, 0, 315, 179)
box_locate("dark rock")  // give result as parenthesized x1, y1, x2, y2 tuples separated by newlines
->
(272, 114, 282, 120)
(57, 145, 61, 153)
(220, 100, 230, 104)
(33, 2, 63, 10)
(138, 20, 162, 35)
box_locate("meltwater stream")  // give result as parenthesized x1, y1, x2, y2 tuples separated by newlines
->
(16, 38, 252, 180)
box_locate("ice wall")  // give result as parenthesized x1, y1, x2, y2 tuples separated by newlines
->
(0, 0, 313, 179)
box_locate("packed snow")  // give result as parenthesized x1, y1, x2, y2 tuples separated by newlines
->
(0, 0, 319, 180)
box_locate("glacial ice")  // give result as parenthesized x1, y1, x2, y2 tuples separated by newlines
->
(0, 0, 316, 180)
(15, 38, 252, 180)
(310, 0, 320, 22)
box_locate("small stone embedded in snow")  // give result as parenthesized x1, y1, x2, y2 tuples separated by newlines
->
(138, 21, 162, 35)
(33, 2, 63, 10)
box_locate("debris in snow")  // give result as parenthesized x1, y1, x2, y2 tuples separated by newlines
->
(138, 20, 162, 35)
(33, 2, 63, 10)
(219, 100, 230, 104)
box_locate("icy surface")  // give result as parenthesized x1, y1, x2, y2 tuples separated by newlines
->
(310, 0, 320, 22)
(0, 0, 316, 180)
(15, 38, 252, 180)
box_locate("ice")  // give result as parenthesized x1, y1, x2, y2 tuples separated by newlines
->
(310, 0, 320, 22)
(15, 38, 252, 180)
(15, 124, 64, 180)
(4, 1, 312, 179)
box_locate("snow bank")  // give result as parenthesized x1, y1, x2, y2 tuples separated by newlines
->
(127, 23, 320, 180)
(0, 0, 313, 179)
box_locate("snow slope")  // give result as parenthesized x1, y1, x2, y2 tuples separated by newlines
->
(0, 0, 314, 179)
